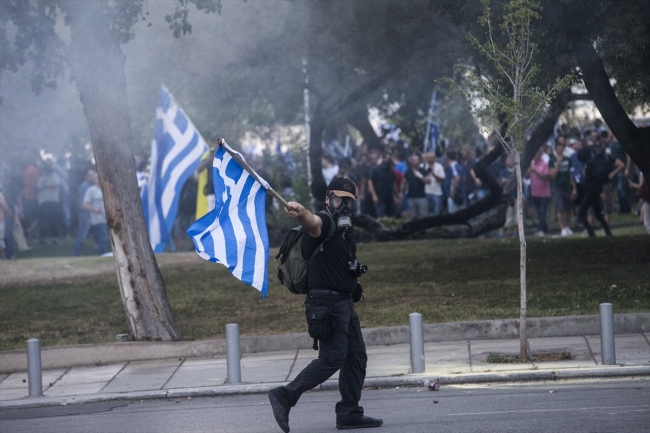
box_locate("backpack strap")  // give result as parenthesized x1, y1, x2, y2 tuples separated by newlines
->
(308, 211, 337, 260)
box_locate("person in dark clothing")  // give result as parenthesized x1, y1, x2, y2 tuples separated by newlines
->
(172, 176, 197, 252)
(197, 135, 219, 211)
(268, 177, 382, 432)
(361, 150, 379, 218)
(577, 142, 624, 237)
(368, 152, 398, 218)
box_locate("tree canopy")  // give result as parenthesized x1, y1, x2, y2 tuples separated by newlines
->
(435, 0, 650, 177)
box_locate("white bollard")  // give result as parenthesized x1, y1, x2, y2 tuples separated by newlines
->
(26, 338, 43, 397)
(599, 303, 616, 365)
(226, 323, 241, 383)
(409, 313, 425, 374)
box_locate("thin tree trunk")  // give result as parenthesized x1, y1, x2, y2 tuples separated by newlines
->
(513, 151, 528, 361)
(68, 3, 181, 341)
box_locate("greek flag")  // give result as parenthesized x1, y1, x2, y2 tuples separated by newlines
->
(142, 86, 207, 253)
(424, 89, 440, 154)
(187, 141, 270, 297)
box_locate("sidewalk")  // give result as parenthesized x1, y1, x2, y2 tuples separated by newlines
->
(1, 333, 649, 409)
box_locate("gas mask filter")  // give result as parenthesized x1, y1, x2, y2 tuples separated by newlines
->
(327, 192, 354, 232)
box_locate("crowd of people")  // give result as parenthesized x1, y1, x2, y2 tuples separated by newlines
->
(522, 129, 648, 237)
(1, 120, 648, 260)
(0, 156, 110, 260)
(318, 124, 649, 237)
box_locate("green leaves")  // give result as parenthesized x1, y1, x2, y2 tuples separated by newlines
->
(0, 0, 222, 95)
(443, 0, 570, 153)
(164, 0, 221, 39)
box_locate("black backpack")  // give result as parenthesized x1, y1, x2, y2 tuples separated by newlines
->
(275, 211, 336, 294)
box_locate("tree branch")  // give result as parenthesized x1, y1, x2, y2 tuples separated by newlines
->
(573, 39, 650, 178)
(352, 145, 508, 240)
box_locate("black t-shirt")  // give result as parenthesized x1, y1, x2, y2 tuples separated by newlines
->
(178, 177, 198, 216)
(302, 213, 358, 293)
(585, 153, 615, 187)
(405, 168, 428, 198)
(370, 164, 395, 201)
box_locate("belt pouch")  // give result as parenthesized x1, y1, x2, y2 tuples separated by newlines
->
(306, 304, 333, 340)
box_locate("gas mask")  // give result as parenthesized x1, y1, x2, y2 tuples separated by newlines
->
(326, 192, 354, 232)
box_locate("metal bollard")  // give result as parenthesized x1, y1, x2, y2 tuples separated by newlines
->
(225, 323, 241, 383)
(26, 338, 43, 397)
(409, 313, 425, 374)
(599, 303, 616, 365)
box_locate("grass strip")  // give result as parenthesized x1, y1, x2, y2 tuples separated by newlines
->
(0, 232, 648, 351)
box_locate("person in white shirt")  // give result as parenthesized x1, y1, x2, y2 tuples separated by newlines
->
(422, 152, 445, 216)
(82, 171, 110, 255)
(321, 155, 339, 186)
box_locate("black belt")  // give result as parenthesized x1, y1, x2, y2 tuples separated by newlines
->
(308, 289, 351, 300)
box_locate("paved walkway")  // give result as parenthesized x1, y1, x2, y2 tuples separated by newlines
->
(1, 334, 649, 407)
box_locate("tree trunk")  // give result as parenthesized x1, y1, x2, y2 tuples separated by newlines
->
(512, 151, 528, 361)
(352, 98, 569, 241)
(347, 106, 382, 150)
(352, 144, 508, 239)
(68, 3, 181, 341)
(574, 41, 650, 178)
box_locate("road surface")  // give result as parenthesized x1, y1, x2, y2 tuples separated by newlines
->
(1, 378, 648, 432)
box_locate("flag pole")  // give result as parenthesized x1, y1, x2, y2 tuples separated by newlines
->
(423, 89, 435, 153)
(215, 138, 293, 210)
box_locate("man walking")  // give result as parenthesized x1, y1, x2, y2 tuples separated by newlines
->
(577, 142, 624, 237)
(268, 178, 382, 432)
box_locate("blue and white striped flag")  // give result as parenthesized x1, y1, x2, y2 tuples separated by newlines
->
(424, 89, 440, 154)
(187, 141, 270, 297)
(142, 86, 207, 253)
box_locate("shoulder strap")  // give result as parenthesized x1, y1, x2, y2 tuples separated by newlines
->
(309, 211, 337, 260)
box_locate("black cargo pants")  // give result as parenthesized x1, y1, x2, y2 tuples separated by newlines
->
(578, 184, 612, 237)
(276, 291, 367, 421)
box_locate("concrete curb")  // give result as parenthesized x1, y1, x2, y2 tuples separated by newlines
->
(2, 365, 649, 410)
(1, 313, 648, 373)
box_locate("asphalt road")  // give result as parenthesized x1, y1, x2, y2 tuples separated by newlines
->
(1, 378, 648, 433)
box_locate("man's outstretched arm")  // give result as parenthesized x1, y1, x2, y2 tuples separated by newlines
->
(285, 201, 322, 238)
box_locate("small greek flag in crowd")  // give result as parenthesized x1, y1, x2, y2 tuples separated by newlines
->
(142, 85, 207, 253)
(187, 141, 270, 297)
(424, 89, 440, 154)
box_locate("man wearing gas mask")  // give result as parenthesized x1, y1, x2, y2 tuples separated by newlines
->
(268, 177, 382, 432)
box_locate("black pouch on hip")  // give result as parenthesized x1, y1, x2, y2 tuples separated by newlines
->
(306, 305, 333, 342)
(352, 283, 364, 303)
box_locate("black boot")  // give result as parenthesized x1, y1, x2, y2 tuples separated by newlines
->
(268, 387, 291, 433)
(336, 415, 383, 429)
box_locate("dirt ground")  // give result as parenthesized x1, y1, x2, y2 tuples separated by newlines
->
(0, 252, 205, 288)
